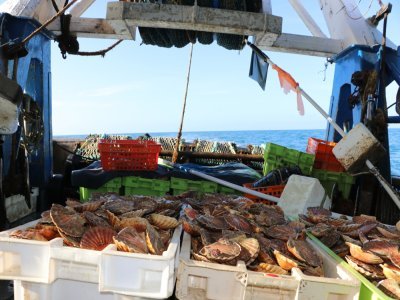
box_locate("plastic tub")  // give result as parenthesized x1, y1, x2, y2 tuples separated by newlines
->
(1, 220, 182, 299)
(122, 176, 170, 196)
(308, 234, 391, 300)
(170, 177, 218, 196)
(306, 137, 345, 172)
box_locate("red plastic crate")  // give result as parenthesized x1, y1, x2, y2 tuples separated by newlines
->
(243, 183, 285, 205)
(98, 139, 161, 171)
(306, 137, 345, 172)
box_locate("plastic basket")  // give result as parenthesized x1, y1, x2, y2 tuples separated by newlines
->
(306, 137, 345, 172)
(263, 143, 315, 176)
(311, 169, 355, 199)
(170, 177, 218, 196)
(98, 139, 161, 171)
(79, 178, 122, 202)
(242, 183, 284, 205)
(122, 176, 170, 196)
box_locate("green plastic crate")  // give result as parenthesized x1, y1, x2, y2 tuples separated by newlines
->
(312, 169, 355, 199)
(79, 177, 122, 202)
(263, 143, 315, 176)
(308, 233, 391, 300)
(170, 177, 218, 196)
(122, 176, 170, 196)
(217, 185, 240, 195)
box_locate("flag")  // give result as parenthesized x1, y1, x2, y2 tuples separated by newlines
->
(272, 64, 305, 115)
(249, 50, 269, 90)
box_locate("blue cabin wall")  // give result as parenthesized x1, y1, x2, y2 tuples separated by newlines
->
(326, 45, 392, 179)
(0, 14, 52, 191)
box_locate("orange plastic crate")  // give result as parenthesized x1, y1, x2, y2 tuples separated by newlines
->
(98, 139, 161, 171)
(306, 137, 344, 172)
(243, 183, 285, 205)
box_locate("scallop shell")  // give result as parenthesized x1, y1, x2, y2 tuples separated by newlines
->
(320, 230, 341, 248)
(148, 213, 179, 230)
(353, 215, 377, 224)
(389, 252, 400, 269)
(116, 217, 148, 232)
(50, 203, 86, 237)
(10, 229, 48, 241)
(287, 238, 322, 267)
(196, 215, 230, 231)
(183, 207, 199, 221)
(66, 199, 81, 208)
(346, 242, 383, 264)
(377, 279, 400, 299)
(199, 228, 222, 246)
(192, 252, 212, 262)
(396, 221, 400, 232)
(273, 250, 305, 271)
(337, 224, 362, 233)
(83, 211, 111, 228)
(359, 231, 369, 244)
(331, 242, 349, 258)
(182, 218, 200, 236)
(224, 214, 252, 234)
(158, 229, 172, 247)
(257, 263, 288, 275)
(326, 218, 350, 227)
(345, 255, 384, 280)
(258, 249, 276, 265)
(103, 199, 135, 215)
(303, 266, 324, 277)
(307, 207, 331, 216)
(106, 210, 120, 228)
(80, 226, 116, 251)
(341, 235, 362, 247)
(377, 226, 400, 239)
(239, 238, 260, 265)
(222, 230, 247, 243)
(113, 227, 148, 253)
(381, 264, 400, 283)
(34, 224, 60, 240)
(145, 223, 165, 255)
(298, 214, 314, 227)
(265, 225, 297, 241)
(58, 230, 81, 247)
(362, 240, 398, 257)
(309, 223, 333, 238)
(120, 210, 148, 219)
(74, 200, 104, 213)
(199, 239, 241, 262)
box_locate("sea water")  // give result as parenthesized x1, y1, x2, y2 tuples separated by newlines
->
(55, 128, 400, 176)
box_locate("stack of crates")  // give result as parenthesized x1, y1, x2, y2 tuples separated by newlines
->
(306, 138, 355, 199)
(79, 178, 122, 202)
(122, 176, 170, 196)
(263, 143, 315, 176)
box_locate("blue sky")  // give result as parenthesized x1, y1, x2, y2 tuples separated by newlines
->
(2, 1, 400, 135)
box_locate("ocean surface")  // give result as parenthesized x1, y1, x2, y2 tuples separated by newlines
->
(56, 128, 400, 176)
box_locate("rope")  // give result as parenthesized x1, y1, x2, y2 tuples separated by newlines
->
(172, 43, 194, 163)
(73, 39, 123, 57)
(21, 0, 78, 45)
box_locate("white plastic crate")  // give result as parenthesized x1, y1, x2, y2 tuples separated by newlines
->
(0, 220, 182, 299)
(13, 279, 143, 300)
(176, 233, 360, 300)
(5, 187, 38, 223)
(176, 232, 299, 300)
(245, 238, 360, 300)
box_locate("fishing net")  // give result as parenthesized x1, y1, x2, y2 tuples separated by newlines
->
(216, 0, 247, 50)
(163, 0, 195, 48)
(196, 0, 214, 45)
